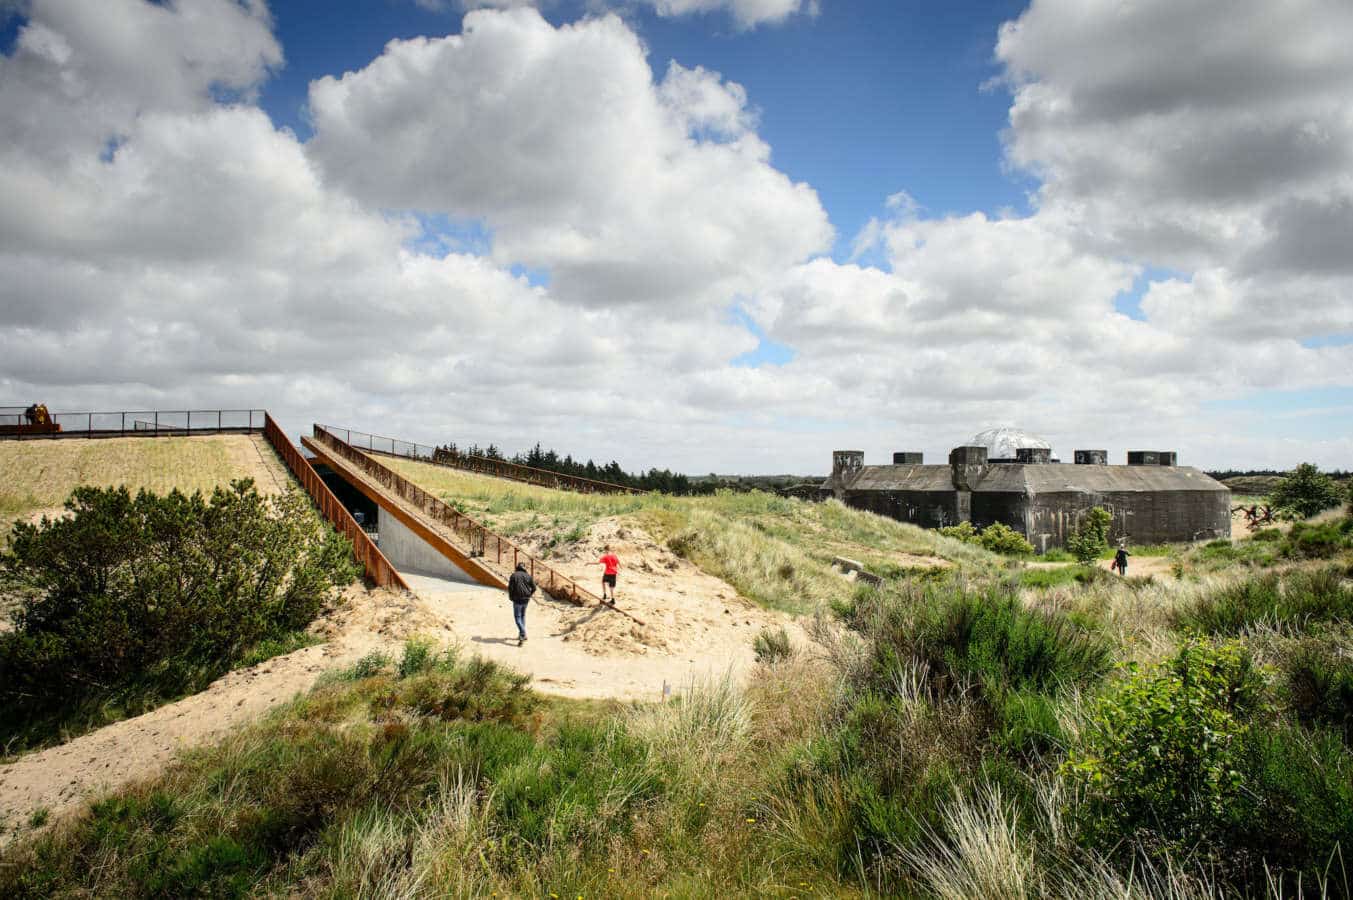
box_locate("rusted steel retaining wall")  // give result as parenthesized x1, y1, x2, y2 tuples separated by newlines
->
(312, 426, 599, 606)
(262, 414, 409, 591)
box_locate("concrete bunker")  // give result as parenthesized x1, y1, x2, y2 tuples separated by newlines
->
(820, 427, 1231, 551)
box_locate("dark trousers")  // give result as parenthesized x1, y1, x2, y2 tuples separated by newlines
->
(512, 602, 528, 639)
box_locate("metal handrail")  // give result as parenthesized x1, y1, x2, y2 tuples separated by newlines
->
(0, 408, 266, 440)
(263, 415, 409, 591)
(312, 426, 602, 607)
(316, 423, 648, 496)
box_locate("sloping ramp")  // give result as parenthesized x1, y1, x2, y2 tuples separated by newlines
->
(262, 414, 409, 591)
(305, 427, 655, 628)
(302, 433, 508, 591)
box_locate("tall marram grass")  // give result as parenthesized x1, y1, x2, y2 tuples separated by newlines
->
(1174, 566, 1353, 635)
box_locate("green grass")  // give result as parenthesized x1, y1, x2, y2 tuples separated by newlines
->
(1017, 565, 1103, 589)
(1173, 566, 1353, 635)
(0, 435, 291, 548)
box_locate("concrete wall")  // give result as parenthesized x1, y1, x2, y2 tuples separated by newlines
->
(844, 489, 959, 528)
(376, 507, 482, 585)
(845, 484, 1231, 552)
(1023, 490, 1231, 551)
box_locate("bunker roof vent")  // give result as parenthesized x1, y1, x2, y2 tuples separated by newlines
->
(1016, 447, 1051, 465)
(1075, 449, 1108, 465)
(893, 451, 923, 465)
(1127, 450, 1177, 466)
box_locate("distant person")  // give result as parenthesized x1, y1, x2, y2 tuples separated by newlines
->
(1112, 545, 1130, 576)
(508, 562, 536, 646)
(353, 509, 365, 527)
(596, 545, 620, 603)
(23, 404, 37, 425)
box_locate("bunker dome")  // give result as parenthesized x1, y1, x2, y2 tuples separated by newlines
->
(967, 426, 1053, 463)
(820, 428, 1229, 552)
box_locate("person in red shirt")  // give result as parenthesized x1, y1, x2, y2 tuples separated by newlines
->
(595, 545, 620, 603)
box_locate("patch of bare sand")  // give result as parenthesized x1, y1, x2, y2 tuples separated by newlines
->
(520, 518, 799, 658)
(407, 519, 806, 702)
(0, 584, 433, 843)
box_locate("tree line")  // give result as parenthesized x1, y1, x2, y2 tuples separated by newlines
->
(435, 441, 720, 495)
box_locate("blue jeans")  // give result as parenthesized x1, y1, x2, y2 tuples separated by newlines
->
(512, 602, 528, 639)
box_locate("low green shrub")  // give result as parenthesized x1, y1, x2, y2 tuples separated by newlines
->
(906, 585, 1112, 696)
(1064, 637, 1268, 860)
(938, 521, 1034, 556)
(396, 637, 438, 678)
(1282, 518, 1353, 559)
(1228, 723, 1353, 890)
(753, 626, 793, 664)
(937, 521, 978, 543)
(0, 482, 358, 751)
(1282, 641, 1353, 742)
(1174, 567, 1353, 635)
(978, 522, 1035, 556)
(882, 586, 1085, 686)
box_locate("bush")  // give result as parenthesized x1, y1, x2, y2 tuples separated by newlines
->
(938, 521, 1035, 556)
(867, 582, 1112, 698)
(1282, 518, 1353, 559)
(1064, 638, 1268, 860)
(937, 521, 978, 543)
(1270, 463, 1343, 519)
(1065, 507, 1111, 565)
(1174, 567, 1353, 635)
(977, 523, 1035, 556)
(753, 626, 793, 664)
(0, 481, 358, 750)
(1283, 641, 1353, 742)
(1228, 723, 1353, 890)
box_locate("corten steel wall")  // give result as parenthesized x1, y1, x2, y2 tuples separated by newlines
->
(311, 427, 601, 606)
(262, 414, 409, 591)
(317, 424, 646, 496)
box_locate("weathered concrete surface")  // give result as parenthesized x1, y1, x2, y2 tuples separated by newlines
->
(828, 448, 1231, 550)
(376, 507, 481, 584)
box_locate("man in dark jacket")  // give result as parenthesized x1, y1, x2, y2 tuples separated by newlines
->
(507, 562, 536, 647)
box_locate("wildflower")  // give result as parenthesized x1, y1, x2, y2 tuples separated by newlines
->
(746, 817, 756, 824)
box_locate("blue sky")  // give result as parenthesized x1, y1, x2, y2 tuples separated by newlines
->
(1, 0, 1351, 472)
(260, 0, 1031, 258)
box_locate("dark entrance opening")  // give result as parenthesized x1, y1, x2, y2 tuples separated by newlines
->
(313, 462, 378, 529)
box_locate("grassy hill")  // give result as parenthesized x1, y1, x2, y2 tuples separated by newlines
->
(383, 456, 998, 613)
(0, 435, 291, 538)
